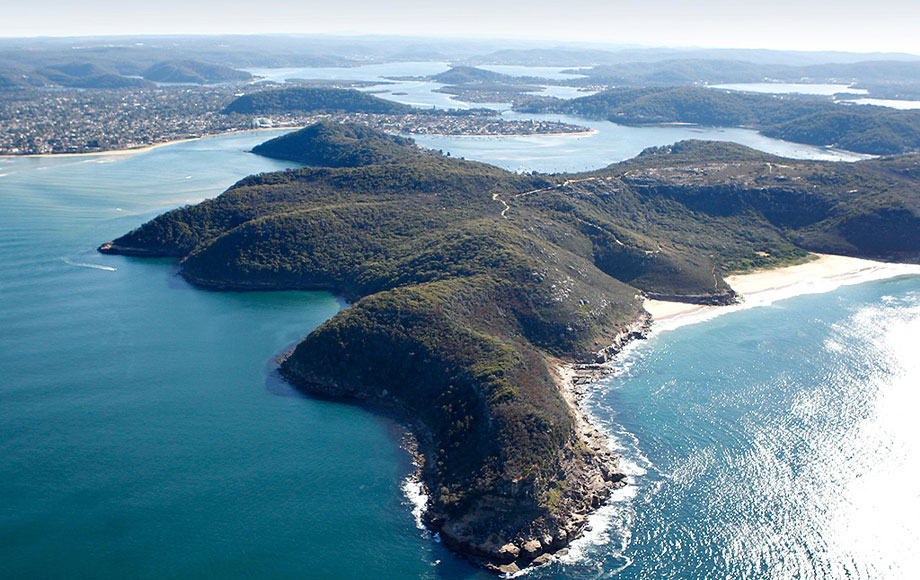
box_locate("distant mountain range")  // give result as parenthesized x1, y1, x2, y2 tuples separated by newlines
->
(0, 57, 252, 89)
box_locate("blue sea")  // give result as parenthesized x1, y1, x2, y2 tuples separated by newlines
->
(2, 118, 919, 578)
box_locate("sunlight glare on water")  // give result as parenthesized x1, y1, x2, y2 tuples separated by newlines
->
(544, 281, 920, 580)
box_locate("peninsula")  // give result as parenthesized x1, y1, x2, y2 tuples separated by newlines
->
(516, 85, 920, 155)
(100, 122, 920, 572)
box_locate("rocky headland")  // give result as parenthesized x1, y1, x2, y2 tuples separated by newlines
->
(100, 122, 920, 572)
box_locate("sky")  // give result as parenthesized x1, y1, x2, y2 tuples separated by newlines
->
(2, 0, 919, 54)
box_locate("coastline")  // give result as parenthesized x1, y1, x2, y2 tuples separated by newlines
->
(0, 126, 302, 159)
(88, 116, 920, 574)
(511, 313, 649, 575)
(413, 128, 598, 139)
(644, 253, 920, 328)
(1, 127, 595, 159)
(534, 253, 920, 569)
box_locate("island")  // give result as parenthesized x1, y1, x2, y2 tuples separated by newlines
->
(99, 121, 920, 573)
(396, 66, 556, 103)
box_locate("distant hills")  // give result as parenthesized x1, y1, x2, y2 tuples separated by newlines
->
(464, 47, 920, 67)
(141, 60, 253, 84)
(36, 62, 151, 89)
(0, 62, 155, 89)
(4, 34, 920, 99)
(430, 66, 530, 85)
(0, 57, 252, 89)
(565, 58, 920, 88)
(223, 86, 413, 115)
(518, 86, 920, 155)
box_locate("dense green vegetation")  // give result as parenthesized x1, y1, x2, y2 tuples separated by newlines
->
(223, 86, 413, 115)
(518, 86, 920, 155)
(102, 122, 920, 568)
(0, 58, 250, 90)
(431, 66, 524, 85)
(141, 60, 253, 84)
(251, 123, 419, 167)
(761, 108, 920, 155)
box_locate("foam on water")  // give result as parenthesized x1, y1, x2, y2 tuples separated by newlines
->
(400, 473, 429, 532)
(5, 95, 920, 579)
(549, 350, 656, 571)
(533, 272, 920, 579)
(61, 257, 117, 271)
(574, 277, 920, 579)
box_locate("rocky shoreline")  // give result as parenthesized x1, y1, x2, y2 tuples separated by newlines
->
(432, 314, 653, 574)
(279, 311, 651, 576)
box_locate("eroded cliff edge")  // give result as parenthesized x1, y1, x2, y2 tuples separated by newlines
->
(100, 122, 920, 572)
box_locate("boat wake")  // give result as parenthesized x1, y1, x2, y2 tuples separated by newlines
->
(61, 257, 117, 271)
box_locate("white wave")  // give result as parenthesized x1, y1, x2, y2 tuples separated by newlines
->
(400, 474, 428, 531)
(61, 257, 117, 272)
(560, 494, 636, 567)
(557, 399, 650, 570)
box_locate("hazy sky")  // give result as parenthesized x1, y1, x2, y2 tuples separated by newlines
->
(3, 0, 919, 54)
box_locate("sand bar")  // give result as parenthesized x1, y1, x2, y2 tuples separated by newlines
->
(0, 127, 302, 159)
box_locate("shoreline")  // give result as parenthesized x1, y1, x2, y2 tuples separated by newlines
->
(535, 254, 920, 569)
(0, 126, 303, 159)
(1, 127, 596, 159)
(511, 313, 650, 575)
(413, 128, 598, 139)
(644, 253, 920, 329)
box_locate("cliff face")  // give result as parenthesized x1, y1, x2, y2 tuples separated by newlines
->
(277, 277, 635, 571)
(100, 123, 920, 572)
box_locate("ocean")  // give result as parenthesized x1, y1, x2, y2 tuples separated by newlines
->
(1, 103, 918, 578)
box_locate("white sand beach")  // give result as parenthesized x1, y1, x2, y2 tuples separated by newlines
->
(644, 253, 920, 328)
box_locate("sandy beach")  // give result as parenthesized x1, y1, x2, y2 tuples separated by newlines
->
(644, 253, 920, 326)
(0, 137, 205, 159)
(0, 126, 302, 159)
(0, 126, 594, 159)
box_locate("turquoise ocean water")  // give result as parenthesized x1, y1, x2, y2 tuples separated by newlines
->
(2, 114, 919, 578)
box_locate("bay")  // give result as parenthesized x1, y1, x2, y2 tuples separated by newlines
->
(842, 98, 920, 110)
(0, 132, 477, 579)
(709, 82, 868, 96)
(242, 62, 873, 167)
(2, 85, 919, 579)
